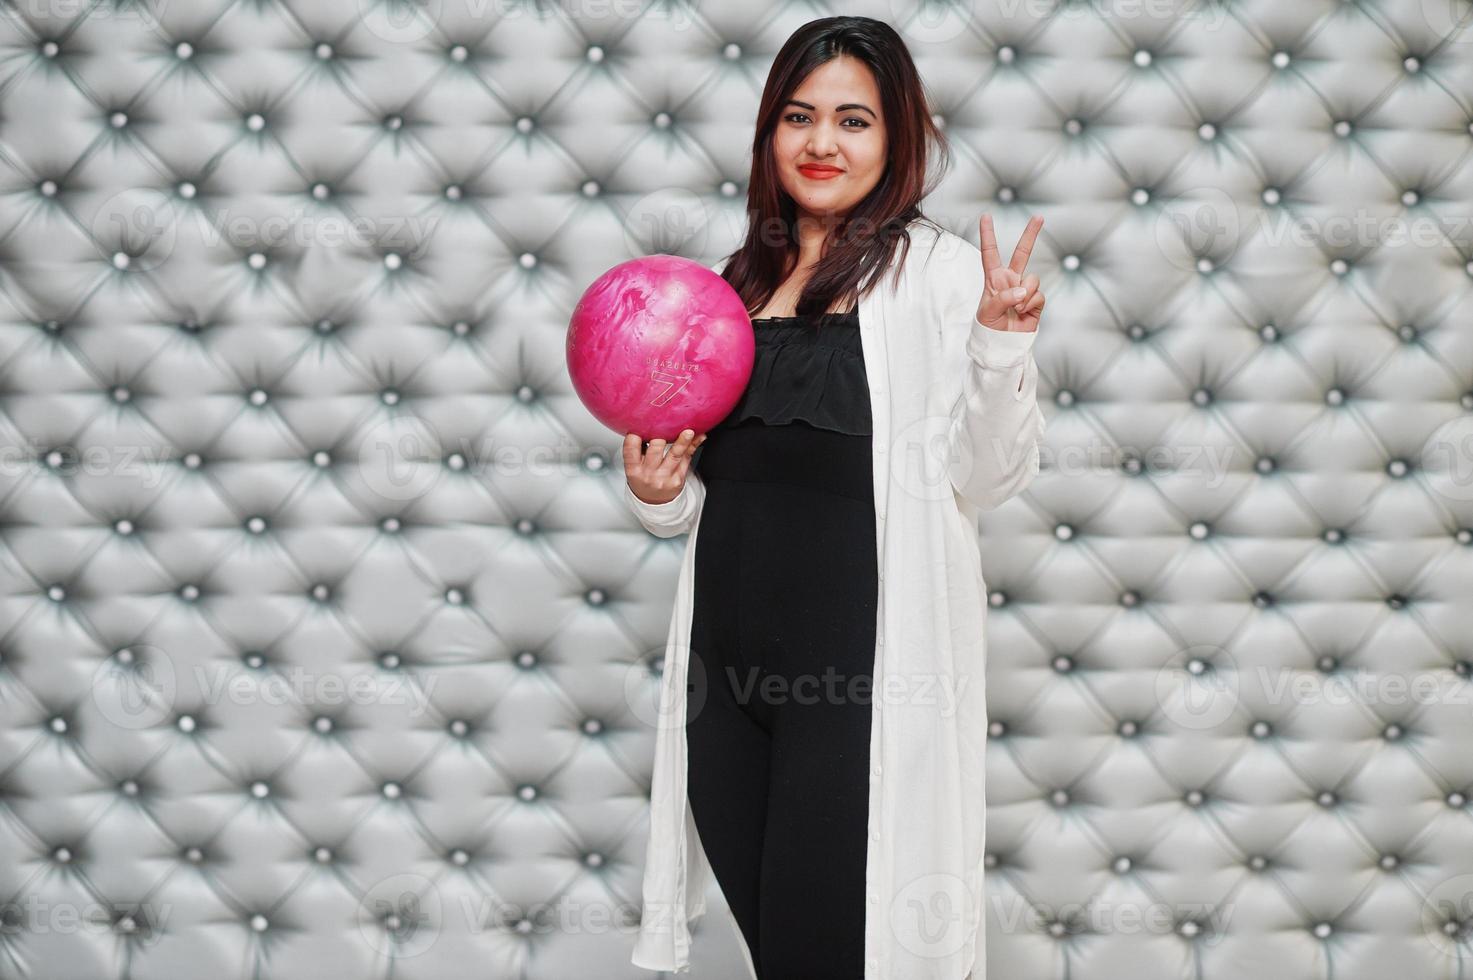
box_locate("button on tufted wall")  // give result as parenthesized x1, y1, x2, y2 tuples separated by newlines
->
(0, 2, 1471, 979)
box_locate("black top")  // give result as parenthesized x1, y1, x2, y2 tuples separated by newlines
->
(712, 308, 872, 436)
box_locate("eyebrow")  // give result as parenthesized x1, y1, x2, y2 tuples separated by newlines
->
(785, 99, 876, 119)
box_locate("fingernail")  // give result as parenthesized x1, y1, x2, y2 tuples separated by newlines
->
(1011, 288, 1026, 300)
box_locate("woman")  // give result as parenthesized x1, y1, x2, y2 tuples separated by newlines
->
(622, 15, 1046, 980)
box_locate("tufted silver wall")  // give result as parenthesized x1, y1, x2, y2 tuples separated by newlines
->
(2, 1, 1473, 978)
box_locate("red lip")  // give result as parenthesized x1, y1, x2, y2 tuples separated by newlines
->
(799, 165, 843, 178)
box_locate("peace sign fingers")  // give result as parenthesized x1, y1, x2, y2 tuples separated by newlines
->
(979, 212, 1045, 293)
(975, 212, 1048, 333)
(979, 212, 1006, 290)
(1008, 214, 1044, 276)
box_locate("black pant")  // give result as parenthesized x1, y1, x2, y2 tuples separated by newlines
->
(686, 420, 878, 979)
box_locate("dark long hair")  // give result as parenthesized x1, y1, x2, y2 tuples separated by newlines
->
(720, 17, 950, 317)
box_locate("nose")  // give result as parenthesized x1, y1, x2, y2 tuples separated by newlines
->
(806, 121, 839, 159)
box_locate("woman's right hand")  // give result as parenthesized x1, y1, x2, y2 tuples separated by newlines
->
(623, 428, 707, 505)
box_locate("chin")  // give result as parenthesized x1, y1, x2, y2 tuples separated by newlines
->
(808, 197, 856, 212)
(797, 189, 844, 204)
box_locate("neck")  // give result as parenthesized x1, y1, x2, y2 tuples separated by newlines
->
(794, 210, 844, 264)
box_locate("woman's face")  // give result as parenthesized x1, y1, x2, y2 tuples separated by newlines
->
(772, 55, 887, 222)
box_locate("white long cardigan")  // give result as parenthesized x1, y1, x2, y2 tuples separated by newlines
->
(626, 217, 1046, 980)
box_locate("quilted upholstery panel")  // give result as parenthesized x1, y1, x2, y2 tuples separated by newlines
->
(1, 1, 1472, 978)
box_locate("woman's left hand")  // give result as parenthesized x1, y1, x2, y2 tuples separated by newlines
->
(975, 212, 1045, 334)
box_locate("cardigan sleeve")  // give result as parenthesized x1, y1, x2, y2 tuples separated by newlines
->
(624, 473, 707, 538)
(621, 254, 731, 537)
(942, 251, 1046, 512)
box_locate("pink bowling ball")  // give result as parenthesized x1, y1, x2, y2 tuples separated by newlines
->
(567, 254, 754, 442)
